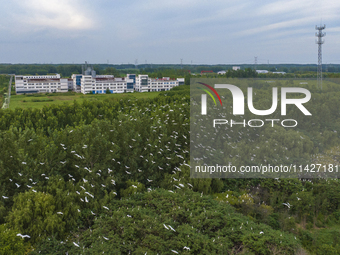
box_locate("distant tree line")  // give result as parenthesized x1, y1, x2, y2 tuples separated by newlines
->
(1, 63, 340, 78)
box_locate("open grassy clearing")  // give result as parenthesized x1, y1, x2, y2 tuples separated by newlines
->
(10, 91, 160, 109)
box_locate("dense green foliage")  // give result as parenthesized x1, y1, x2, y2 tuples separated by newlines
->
(1, 82, 340, 253)
(0, 224, 30, 255)
(31, 189, 299, 254)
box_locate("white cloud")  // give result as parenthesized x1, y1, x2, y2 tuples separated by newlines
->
(1, 0, 340, 64)
(12, 0, 95, 31)
(236, 16, 317, 37)
(326, 26, 340, 33)
(235, 0, 340, 37)
(258, 0, 310, 16)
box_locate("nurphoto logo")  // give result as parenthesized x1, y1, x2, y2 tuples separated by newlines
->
(198, 82, 312, 128)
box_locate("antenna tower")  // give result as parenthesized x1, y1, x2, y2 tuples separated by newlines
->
(316, 24, 326, 89)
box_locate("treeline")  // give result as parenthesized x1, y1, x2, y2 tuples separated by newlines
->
(0, 64, 83, 77)
(1, 63, 340, 78)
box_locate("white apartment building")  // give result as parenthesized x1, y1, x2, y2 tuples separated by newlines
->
(256, 70, 269, 74)
(71, 73, 134, 94)
(71, 73, 183, 94)
(67, 79, 73, 90)
(15, 70, 185, 95)
(15, 74, 68, 94)
(134, 75, 184, 92)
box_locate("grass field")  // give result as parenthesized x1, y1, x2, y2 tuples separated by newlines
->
(10, 91, 160, 109)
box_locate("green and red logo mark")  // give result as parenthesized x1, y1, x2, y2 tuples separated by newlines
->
(197, 82, 222, 107)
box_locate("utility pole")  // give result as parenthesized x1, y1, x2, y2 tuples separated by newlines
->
(254, 56, 257, 71)
(1, 75, 13, 109)
(316, 24, 326, 89)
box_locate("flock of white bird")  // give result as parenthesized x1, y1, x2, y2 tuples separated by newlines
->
(1, 99, 202, 253)
(1, 96, 301, 253)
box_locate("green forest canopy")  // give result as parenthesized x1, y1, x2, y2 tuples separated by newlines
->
(1, 84, 340, 254)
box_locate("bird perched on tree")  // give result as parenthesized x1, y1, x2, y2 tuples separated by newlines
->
(17, 233, 30, 238)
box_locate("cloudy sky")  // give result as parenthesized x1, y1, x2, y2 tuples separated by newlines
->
(0, 0, 339, 65)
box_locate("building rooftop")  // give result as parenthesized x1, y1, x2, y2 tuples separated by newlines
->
(26, 78, 61, 82)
